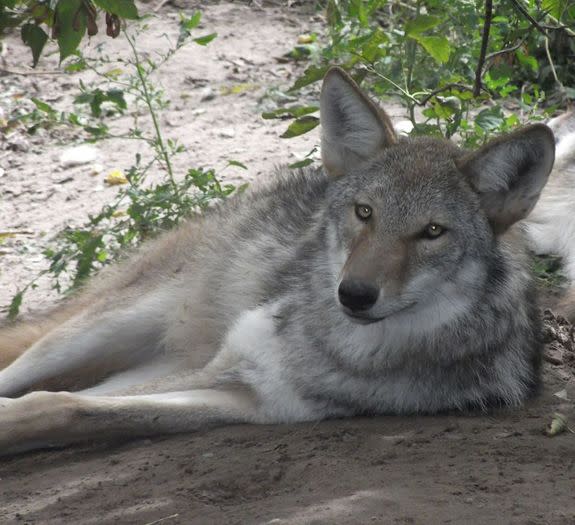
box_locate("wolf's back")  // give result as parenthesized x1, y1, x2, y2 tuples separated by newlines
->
(524, 111, 575, 321)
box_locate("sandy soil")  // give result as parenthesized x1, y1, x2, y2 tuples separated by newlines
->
(1, 2, 574, 524)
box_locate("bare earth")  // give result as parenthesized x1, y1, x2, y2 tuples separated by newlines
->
(1, 2, 574, 524)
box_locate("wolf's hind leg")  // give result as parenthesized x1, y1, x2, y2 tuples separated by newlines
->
(0, 293, 169, 397)
(0, 387, 257, 455)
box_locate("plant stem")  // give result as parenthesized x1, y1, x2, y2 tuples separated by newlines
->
(124, 30, 178, 196)
(474, 0, 493, 97)
(362, 62, 418, 103)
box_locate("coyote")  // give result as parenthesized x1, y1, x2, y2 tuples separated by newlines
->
(523, 109, 575, 320)
(0, 67, 570, 455)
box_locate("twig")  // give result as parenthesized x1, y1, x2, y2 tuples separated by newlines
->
(361, 62, 418, 103)
(0, 68, 65, 76)
(474, 0, 493, 97)
(540, 22, 575, 36)
(485, 35, 529, 62)
(544, 35, 564, 90)
(123, 30, 177, 195)
(415, 83, 476, 106)
(508, 0, 548, 36)
(154, 0, 171, 12)
(143, 514, 179, 525)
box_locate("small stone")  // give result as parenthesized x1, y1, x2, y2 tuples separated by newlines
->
(200, 86, 216, 101)
(6, 135, 30, 152)
(218, 127, 235, 139)
(60, 144, 100, 168)
(394, 119, 414, 136)
(90, 163, 104, 176)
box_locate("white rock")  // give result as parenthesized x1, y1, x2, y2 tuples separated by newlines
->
(218, 127, 236, 139)
(60, 145, 101, 168)
(394, 119, 414, 136)
(90, 163, 104, 176)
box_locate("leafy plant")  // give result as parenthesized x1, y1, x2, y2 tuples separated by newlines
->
(1, 0, 139, 66)
(269, 0, 574, 149)
(6, 12, 241, 318)
(42, 162, 239, 295)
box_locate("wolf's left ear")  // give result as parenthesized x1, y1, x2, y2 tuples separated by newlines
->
(320, 67, 397, 177)
(457, 124, 555, 234)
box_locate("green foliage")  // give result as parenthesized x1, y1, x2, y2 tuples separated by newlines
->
(7, 12, 242, 318)
(41, 163, 237, 294)
(532, 254, 566, 288)
(280, 116, 320, 138)
(0, 0, 139, 66)
(272, 0, 574, 150)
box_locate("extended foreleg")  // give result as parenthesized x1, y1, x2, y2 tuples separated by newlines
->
(0, 387, 257, 455)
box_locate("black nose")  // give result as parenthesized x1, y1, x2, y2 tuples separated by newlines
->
(338, 280, 379, 311)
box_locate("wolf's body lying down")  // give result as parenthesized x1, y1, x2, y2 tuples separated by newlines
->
(0, 68, 572, 455)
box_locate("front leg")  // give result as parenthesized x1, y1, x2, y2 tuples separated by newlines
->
(0, 388, 257, 455)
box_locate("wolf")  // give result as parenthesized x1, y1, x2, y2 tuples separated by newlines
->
(523, 110, 575, 321)
(0, 67, 566, 455)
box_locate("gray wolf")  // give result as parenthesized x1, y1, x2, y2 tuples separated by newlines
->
(0, 67, 568, 455)
(523, 110, 575, 320)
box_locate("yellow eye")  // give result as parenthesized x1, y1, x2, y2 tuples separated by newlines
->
(422, 223, 445, 239)
(355, 204, 372, 221)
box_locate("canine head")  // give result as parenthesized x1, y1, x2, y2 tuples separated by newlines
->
(321, 67, 555, 326)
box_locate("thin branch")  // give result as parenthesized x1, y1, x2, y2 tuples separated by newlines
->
(360, 62, 419, 103)
(508, 0, 548, 36)
(415, 83, 475, 106)
(544, 35, 564, 90)
(485, 35, 529, 61)
(123, 29, 177, 194)
(0, 68, 65, 76)
(474, 0, 493, 97)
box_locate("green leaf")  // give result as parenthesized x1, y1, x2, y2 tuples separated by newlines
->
(515, 49, 538, 73)
(288, 158, 314, 169)
(280, 116, 319, 138)
(21, 24, 48, 67)
(261, 105, 319, 119)
(326, 0, 342, 28)
(542, 0, 566, 19)
(181, 11, 201, 30)
(405, 15, 442, 36)
(8, 291, 23, 320)
(289, 65, 330, 92)
(93, 0, 139, 19)
(75, 88, 126, 117)
(227, 160, 248, 170)
(475, 106, 505, 132)
(31, 97, 55, 114)
(413, 35, 451, 64)
(55, 0, 86, 62)
(193, 32, 217, 46)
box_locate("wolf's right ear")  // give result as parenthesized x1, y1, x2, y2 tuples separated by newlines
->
(320, 67, 397, 177)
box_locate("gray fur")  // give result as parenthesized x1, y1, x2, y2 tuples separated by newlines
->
(0, 68, 563, 454)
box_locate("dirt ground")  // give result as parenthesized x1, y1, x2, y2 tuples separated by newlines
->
(1, 1, 574, 524)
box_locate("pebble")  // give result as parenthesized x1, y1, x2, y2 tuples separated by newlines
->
(218, 127, 236, 139)
(90, 163, 104, 176)
(59, 144, 101, 168)
(6, 135, 30, 152)
(200, 86, 216, 101)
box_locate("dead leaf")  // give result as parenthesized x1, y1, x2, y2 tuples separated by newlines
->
(105, 169, 128, 185)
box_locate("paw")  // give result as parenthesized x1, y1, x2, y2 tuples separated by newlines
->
(0, 392, 78, 456)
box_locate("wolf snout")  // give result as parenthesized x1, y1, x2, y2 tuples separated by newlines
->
(338, 279, 379, 311)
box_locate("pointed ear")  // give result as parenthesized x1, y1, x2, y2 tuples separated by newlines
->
(457, 124, 555, 234)
(320, 67, 397, 177)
